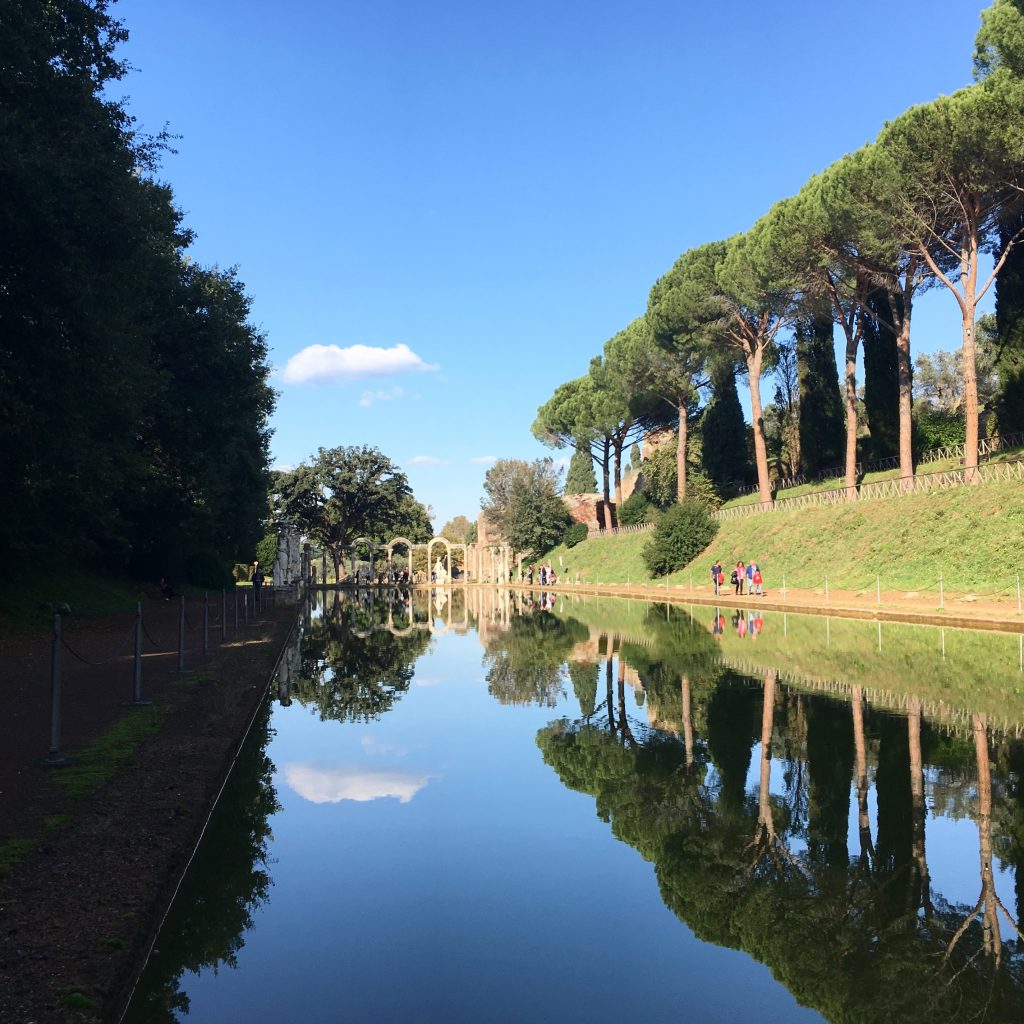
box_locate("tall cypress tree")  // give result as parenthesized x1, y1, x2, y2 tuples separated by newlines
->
(862, 289, 904, 460)
(564, 445, 598, 494)
(796, 313, 845, 476)
(995, 213, 1024, 433)
(700, 363, 752, 492)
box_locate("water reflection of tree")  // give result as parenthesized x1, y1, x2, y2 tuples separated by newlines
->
(482, 612, 589, 707)
(292, 593, 432, 723)
(538, 666, 1024, 1023)
(124, 703, 280, 1022)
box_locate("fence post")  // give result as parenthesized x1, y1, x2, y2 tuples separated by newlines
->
(203, 592, 209, 655)
(939, 575, 944, 610)
(43, 613, 72, 766)
(1018, 575, 1022, 616)
(234, 587, 239, 630)
(126, 601, 150, 706)
(244, 590, 249, 625)
(877, 574, 881, 606)
(222, 589, 227, 642)
(177, 595, 186, 672)
(782, 574, 787, 601)
(825, 575, 829, 604)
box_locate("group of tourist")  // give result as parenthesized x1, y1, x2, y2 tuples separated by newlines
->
(524, 563, 559, 586)
(709, 559, 765, 597)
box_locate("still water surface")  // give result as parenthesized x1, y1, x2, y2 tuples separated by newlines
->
(126, 589, 1024, 1023)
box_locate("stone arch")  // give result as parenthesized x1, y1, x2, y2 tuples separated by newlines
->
(426, 537, 452, 582)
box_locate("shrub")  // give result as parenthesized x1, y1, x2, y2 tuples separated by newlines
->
(642, 500, 719, 578)
(563, 522, 588, 548)
(619, 490, 651, 525)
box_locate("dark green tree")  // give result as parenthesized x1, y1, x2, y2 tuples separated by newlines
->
(700, 363, 752, 493)
(564, 446, 598, 494)
(795, 311, 845, 476)
(995, 214, 1024, 433)
(862, 288, 904, 461)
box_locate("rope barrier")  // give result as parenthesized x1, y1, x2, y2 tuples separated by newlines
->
(59, 625, 136, 667)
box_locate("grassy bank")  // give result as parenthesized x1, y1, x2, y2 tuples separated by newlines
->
(542, 478, 1024, 597)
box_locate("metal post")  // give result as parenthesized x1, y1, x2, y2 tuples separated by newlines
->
(221, 589, 227, 642)
(244, 590, 249, 625)
(133, 602, 143, 701)
(178, 596, 186, 672)
(203, 592, 209, 654)
(126, 602, 152, 706)
(234, 587, 239, 630)
(43, 614, 72, 765)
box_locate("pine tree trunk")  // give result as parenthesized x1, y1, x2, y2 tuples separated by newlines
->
(896, 276, 916, 492)
(676, 403, 688, 503)
(747, 349, 773, 507)
(961, 231, 981, 483)
(844, 333, 859, 499)
(612, 435, 624, 507)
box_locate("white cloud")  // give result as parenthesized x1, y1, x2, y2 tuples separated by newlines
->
(408, 455, 447, 466)
(282, 343, 439, 385)
(284, 762, 429, 805)
(359, 386, 406, 408)
(470, 455, 498, 465)
(271, 462, 295, 473)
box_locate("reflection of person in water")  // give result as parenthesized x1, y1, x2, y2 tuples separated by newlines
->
(712, 609, 724, 637)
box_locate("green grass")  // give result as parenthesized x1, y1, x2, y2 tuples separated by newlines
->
(718, 445, 1024, 510)
(543, 479, 1024, 597)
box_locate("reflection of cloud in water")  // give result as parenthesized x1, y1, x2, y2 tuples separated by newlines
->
(284, 763, 429, 804)
(415, 676, 443, 687)
(360, 736, 408, 756)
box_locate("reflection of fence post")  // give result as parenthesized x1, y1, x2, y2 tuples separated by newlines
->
(177, 596, 185, 672)
(203, 593, 209, 655)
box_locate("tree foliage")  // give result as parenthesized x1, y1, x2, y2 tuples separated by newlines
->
(275, 447, 428, 578)
(481, 458, 570, 555)
(642, 500, 719, 578)
(0, 0, 274, 582)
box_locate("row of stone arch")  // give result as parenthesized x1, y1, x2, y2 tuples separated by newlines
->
(342, 536, 515, 584)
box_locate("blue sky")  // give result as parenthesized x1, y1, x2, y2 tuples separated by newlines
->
(114, 0, 994, 529)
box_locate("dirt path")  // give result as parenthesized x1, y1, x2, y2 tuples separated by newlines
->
(0, 590, 297, 1023)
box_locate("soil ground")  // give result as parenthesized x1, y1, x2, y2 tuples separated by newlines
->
(0, 590, 296, 1023)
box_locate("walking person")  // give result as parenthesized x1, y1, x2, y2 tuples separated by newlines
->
(251, 560, 265, 605)
(711, 559, 723, 597)
(746, 561, 754, 595)
(733, 561, 745, 596)
(752, 563, 763, 596)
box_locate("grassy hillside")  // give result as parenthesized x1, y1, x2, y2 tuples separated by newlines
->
(542, 478, 1024, 597)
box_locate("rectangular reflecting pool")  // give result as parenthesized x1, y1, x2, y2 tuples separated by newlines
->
(124, 589, 1024, 1023)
